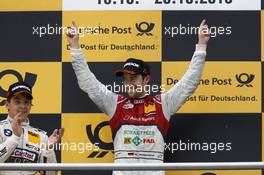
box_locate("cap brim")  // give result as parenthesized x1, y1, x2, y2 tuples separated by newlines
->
(13, 91, 33, 100)
(115, 69, 138, 77)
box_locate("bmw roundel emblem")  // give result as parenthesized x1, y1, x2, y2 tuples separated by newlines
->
(4, 129, 12, 137)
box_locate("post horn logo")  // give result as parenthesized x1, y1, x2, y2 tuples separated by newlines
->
(235, 73, 254, 87)
(136, 22, 155, 36)
(86, 121, 113, 158)
(0, 70, 37, 106)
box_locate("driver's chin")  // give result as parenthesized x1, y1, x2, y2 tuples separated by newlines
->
(17, 111, 29, 121)
(21, 115, 29, 122)
(127, 91, 142, 98)
(126, 85, 143, 98)
(127, 91, 136, 98)
(127, 90, 138, 98)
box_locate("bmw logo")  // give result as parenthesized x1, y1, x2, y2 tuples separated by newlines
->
(4, 129, 12, 137)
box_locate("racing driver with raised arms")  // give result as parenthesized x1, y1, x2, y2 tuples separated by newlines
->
(66, 19, 210, 175)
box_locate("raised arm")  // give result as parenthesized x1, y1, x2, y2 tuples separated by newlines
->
(66, 21, 118, 118)
(161, 20, 210, 120)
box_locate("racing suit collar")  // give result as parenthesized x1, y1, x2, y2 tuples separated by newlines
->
(139, 94, 148, 98)
(128, 94, 150, 104)
(7, 115, 30, 127)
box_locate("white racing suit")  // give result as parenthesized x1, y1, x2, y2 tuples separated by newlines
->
(71, 44, 207, 175)
(0, 116, 57, 175)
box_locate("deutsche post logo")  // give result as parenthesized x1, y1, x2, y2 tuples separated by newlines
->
(86, 121, 113, 158)
(136, 22, 155, 36)
(235, 73, 254, 87)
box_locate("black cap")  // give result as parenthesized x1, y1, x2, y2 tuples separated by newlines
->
(115, 58, 150, 77)
(7, 82, 33, 100)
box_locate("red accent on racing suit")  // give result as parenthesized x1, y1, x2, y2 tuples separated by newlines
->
(109, 95, 169, 162)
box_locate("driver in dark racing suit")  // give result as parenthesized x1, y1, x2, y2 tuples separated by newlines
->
(66, 20, 210, 175)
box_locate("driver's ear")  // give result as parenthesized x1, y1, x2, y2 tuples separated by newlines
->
(143, 75, 150, 85)
(5, 100, 10, 111)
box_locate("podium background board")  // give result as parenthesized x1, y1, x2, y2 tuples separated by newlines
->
(0, 0, 263, 174)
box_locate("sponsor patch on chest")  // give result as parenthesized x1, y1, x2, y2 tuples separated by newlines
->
(28, 131, 40, 144)
(144, 102, 156, 115)
(11, 148, 38, 162)
(123, 102, 134, 109)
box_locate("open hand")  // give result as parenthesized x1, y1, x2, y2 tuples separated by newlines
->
(47, 128, 64, 149)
